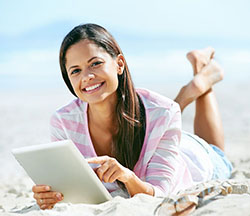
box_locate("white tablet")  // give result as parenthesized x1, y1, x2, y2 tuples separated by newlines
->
(12, 140, 112, 204)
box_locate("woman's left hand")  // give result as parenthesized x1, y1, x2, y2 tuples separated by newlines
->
(87, 156, 134, 184)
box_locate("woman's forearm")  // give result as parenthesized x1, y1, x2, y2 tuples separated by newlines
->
(124, 172, 154, 197)
(87, 156, 156, 197)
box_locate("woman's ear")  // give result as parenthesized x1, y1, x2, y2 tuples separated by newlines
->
(117, 54, 125, 75)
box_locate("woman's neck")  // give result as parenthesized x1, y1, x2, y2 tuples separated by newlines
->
(87, 98, 118, 134)
(87, 99, 118, 156)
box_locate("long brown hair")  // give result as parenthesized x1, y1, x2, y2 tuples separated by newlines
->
(59, 23, 145, 172)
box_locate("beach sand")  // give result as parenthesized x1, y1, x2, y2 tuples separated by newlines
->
(0, 83, 250, 215)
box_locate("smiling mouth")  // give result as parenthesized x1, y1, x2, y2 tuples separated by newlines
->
(83, 82, 105, 92)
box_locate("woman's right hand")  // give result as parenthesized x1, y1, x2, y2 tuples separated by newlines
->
(32, 185, 63, 210)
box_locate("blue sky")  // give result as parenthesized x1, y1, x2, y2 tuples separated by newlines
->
(1, 0, 250, 38)
(0, 0, 250, 91)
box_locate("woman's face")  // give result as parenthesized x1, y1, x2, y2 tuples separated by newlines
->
(65, 40, 124, 105)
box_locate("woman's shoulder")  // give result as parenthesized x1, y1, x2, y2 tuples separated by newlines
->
(50, 98, 88, 142)
(54, 98, 87, 116)
(136, 88, 180, 111)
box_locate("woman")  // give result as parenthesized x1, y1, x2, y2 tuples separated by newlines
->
(32, 23, 232, 210)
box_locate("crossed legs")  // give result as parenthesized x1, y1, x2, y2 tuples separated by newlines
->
(174, 47, 225, 151)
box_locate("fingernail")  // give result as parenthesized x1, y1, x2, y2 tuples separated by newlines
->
(41, 204, 46, 209)
(56, 193, 62, 200)
(45, 186, 50, 191)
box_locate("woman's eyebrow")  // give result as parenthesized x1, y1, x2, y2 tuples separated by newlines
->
(67, 56, 99, 72)
(68, 65, 78, 71)
(87, 56, 98, 63)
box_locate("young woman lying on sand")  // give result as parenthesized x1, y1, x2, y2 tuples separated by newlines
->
(32, 23, 233, 210)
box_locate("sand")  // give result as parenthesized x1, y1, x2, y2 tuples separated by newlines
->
(0, 83, 250, 216)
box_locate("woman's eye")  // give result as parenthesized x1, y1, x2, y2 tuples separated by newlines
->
(91, 61, 102, 67)
(71, 69, 81, 75)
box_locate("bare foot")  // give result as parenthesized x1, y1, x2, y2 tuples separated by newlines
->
(174, 59, 223, 112)
(191, 59, 224, 97)
(186, 47, 215, 75)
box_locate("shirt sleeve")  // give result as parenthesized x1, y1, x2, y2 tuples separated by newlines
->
(145, 102, 183, 197)
(49, 112, 67, 141)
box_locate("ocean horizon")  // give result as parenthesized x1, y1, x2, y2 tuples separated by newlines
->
(1, 48, 249, 93)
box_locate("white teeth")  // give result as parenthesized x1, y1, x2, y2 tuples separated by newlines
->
(85, 83, 102, 91)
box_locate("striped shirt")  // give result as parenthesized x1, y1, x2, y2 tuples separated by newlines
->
(50, 88, 213, 196)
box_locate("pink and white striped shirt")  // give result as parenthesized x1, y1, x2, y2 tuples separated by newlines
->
(50, 88, 213, 196)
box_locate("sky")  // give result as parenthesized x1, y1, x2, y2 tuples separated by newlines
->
(0, 0, 250, 91)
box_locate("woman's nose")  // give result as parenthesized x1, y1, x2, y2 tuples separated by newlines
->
(81, 71, 95, 83)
